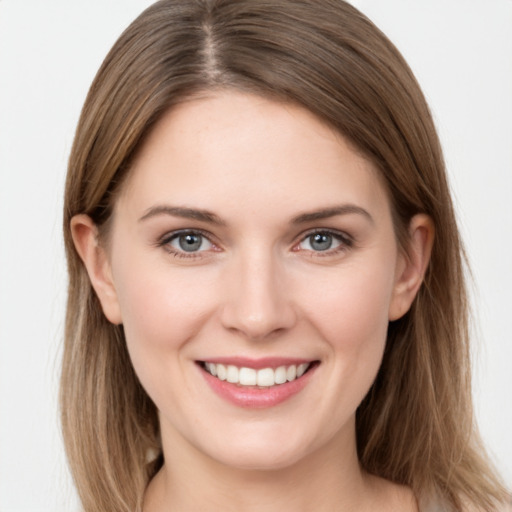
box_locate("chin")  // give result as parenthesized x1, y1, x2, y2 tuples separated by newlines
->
(212, 445, 308, 472)
(197, 425, 323, 472)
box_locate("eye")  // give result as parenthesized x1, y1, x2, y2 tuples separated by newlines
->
(158, 230, 215, 257)
(172, 232, 212, 252)
(296, 230, 352, 254)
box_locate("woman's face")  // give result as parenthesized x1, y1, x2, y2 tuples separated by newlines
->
(87, 91, 420, 470)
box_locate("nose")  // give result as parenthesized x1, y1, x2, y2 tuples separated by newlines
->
(220, 250, 297, 341)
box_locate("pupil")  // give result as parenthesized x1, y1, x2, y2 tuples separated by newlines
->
(179, 234, 202, 252)
(311, 233, 332, 251)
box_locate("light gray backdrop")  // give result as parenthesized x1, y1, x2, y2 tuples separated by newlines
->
(0, 1, 510, 510)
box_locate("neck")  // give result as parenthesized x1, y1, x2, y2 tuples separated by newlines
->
(143, 419, 388, 512)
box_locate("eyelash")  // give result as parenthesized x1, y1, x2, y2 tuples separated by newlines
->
(294, 229, 353, 257)
(156, 229, 217, 259)
(156, 228, 354, 259)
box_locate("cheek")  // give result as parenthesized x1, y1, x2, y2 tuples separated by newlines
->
(304, 262, 394, 348)
(112, 264, 223, 426)
(297, 258, 396, 407)
(112, 257, 217, 376)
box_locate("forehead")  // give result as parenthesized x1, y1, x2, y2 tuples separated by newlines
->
(117, 91, 390, 223)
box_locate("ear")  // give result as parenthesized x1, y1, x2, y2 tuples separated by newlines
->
(70, 214, 122, 325)
(388, 214, 434, 321)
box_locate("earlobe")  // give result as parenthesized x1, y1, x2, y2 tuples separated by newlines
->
(388, 214, 434, 321)
(70, 214, 123, 325)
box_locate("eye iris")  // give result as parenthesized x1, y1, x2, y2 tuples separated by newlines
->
(178, 233, 202, 252)
(310, 233, 332, 251)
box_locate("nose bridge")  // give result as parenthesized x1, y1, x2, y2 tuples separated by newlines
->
(220, 244, 296, 340)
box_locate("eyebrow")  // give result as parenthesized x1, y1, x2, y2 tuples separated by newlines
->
(138, 203, 373, 226)
(138, 205, 227, 226)
(291, 204, 374, 225)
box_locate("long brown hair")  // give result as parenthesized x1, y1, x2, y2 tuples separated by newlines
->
(61, 1, 509, 511)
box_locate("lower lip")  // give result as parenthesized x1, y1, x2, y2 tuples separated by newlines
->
(198, 363, 318, 408)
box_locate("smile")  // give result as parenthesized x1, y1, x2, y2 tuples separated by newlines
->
(201, 362, 312, 387)
(198, 358, 319, 408)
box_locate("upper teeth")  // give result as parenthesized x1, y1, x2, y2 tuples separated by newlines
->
(204, 362, 310, 387)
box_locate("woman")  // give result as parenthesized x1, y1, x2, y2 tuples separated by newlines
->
(61, 1, 511, 511)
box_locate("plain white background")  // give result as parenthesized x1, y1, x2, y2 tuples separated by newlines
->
(0, 1, 510, 510)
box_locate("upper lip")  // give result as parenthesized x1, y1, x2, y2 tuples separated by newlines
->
(197, 357, 317, 370)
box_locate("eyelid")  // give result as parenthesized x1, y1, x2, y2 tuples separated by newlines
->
(297, 227, 353, 243)
(157, 227, 211, 244)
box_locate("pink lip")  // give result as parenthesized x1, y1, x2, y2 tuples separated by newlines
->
(197, 360, 319, 409)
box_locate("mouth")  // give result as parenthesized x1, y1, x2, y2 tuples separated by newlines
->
(197, 358, 319, 408)
(198, 360, 319, 388)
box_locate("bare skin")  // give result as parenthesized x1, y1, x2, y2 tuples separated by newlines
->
(143, 440, 418, 512)
(72, 91, 431, 512)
